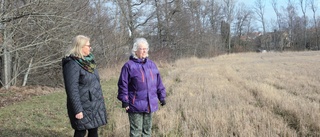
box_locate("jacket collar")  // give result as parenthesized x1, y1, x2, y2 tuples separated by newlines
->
(130, 55, 147, 64)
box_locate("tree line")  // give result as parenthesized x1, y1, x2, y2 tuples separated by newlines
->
(0, 0, 319, 89)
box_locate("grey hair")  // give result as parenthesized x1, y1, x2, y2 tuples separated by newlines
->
(131, 38, 149, 59)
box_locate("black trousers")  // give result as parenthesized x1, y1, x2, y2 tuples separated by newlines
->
(74, 128, 98, 137)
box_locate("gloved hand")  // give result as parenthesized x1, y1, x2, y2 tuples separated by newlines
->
(122, 102, 129, 108)
(160, 100, 166, 106)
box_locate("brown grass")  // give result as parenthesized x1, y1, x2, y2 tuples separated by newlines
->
(0, 86, 61, 108)
(145, 51, 320, 136)
(1, 51, 319, 136)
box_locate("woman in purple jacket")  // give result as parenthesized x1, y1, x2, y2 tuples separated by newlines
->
(117, 38, 166, 137)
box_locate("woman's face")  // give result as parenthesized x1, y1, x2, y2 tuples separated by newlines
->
(82, 40, 91, 56)
(135, 43, 148, 59)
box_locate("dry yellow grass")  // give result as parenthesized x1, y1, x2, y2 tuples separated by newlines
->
(108, 51, 320, 137)
(6, 52, 320, 136)
(156, 51, 320, 137)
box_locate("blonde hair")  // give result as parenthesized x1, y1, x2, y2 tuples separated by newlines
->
(67, 35, 90, 59)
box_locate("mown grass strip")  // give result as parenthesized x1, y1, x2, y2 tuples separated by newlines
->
(0, 78, 121, 137)
(0, 91, 72, 136)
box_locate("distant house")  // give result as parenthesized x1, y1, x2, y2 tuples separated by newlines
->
(240, 31, 291, 51)
(240, 32, 262, 41)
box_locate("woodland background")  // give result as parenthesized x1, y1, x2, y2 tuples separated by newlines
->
(1, 0, 319, 89)
(1, 51, 320, 136)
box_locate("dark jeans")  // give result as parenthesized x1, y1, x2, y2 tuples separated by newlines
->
(128, 113, 153, 137)
(74, 128, 98, 137)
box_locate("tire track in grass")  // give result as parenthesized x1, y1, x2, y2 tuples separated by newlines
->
(223, 64, 320, 136)
(217, 61, 303, 134)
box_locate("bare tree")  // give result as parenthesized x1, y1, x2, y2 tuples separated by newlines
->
(271, 0, 284, 51)
(87, 0, 123, 67)
(116, 0, 155, 41)
(196, 0, 224, 56)
(254, 0, 268, 50)
(154, 0, 164, 46)
(205, 0, 226, 55)
(271, 0, 284, 30)
(234, 3, 253, 51)
(299, 0, 308, 49)
(0, 0, 98, 89)
(5, 0, 318, 90)
(1, 0, 21, 89)
(284, 0, 298, 50)
(310, 0, 319, 50)
(208, 0, 223, 34)
(156, 0, 199, 59)
(154, 0, 178, 49)
(222, 0, 236, 53)
(184, 1, 206, 56)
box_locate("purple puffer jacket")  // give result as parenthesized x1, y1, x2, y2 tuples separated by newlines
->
(117, 56, 166, 113)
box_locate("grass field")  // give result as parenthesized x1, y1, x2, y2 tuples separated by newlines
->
(0, 51, 320, 136)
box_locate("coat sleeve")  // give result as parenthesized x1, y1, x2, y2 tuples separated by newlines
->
(117, 64, 130, 107)
(63, 60, 84, 114)
(156, 67, 166, 102)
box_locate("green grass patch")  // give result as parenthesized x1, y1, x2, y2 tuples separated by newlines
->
(0, 91, 72, 136)
(0, 78, 121, 137)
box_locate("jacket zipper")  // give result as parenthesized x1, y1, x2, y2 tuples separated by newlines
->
(149, 70, 154, 81)
(132, 91, 136, 104)
(140, 69, 145, 82)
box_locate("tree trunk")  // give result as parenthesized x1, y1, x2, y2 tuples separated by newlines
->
(22, 57, 33, 86)
(2, 25, 13, 89)
(2, 46, 12, 89)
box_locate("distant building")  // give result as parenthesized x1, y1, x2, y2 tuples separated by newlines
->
(240, 32, 262, 41)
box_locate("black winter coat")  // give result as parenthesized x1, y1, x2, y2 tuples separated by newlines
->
(62, 57, 107, 130)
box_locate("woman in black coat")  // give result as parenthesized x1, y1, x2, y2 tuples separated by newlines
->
(62, 35, 107, 137)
